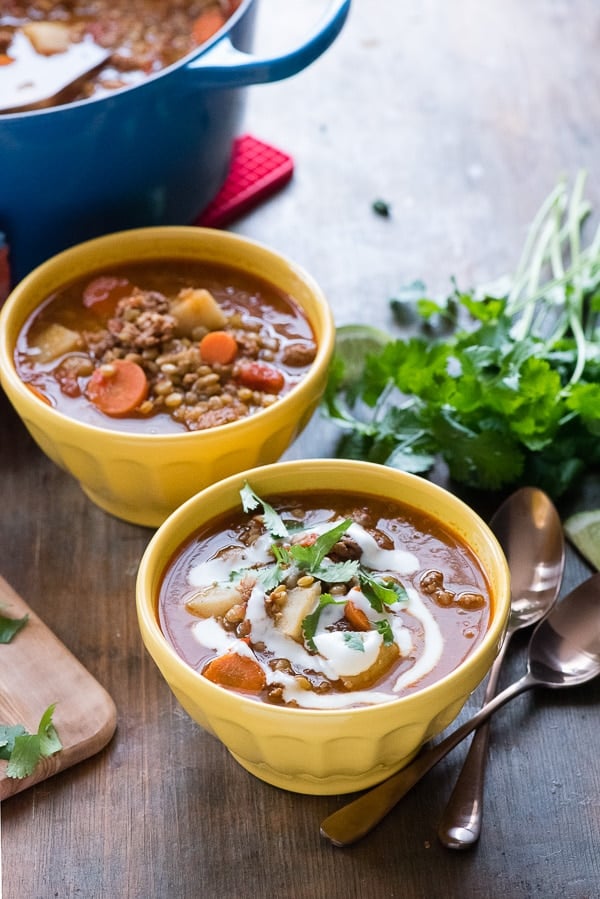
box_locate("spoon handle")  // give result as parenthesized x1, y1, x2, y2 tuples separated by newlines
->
(320, 671, 536, 847)
(436, 631, 514, 849)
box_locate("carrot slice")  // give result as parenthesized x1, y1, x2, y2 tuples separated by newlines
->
(192, 9, 227, 45)
(86, 359, 149, 417)
(199, 330, 238, 365)
(0, 54, 14, 66)
(26, 383, 52, 406)
(344, 600, 371, 632)
(235, 360, 285, 394)
(203, 650, 266, 692)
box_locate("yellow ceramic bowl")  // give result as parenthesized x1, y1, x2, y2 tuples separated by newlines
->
(0, 227, 335, 527)
(136, 459, 510, 795)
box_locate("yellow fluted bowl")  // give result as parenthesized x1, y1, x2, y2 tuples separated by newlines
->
(136, 459, 510, 795)
(0, 227, 335, 526)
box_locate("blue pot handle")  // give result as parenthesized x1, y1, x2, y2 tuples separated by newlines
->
(184, 0, 351, 88)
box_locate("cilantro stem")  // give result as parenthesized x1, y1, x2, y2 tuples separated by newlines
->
(508, 182, 566, 308)
(502, 170, 600, 385)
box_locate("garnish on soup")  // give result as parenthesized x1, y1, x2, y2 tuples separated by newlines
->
(14, 260, 317, 434)
(158, 485, 491, 709)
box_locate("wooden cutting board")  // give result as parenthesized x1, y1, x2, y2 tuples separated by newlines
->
(0, 575, 117, 800)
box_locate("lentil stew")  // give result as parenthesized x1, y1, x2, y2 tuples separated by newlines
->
(0, 1, 241, 107)
(14, 259, 318, 434)
(158, 486, 492, 709)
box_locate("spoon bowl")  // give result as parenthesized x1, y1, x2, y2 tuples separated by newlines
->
(437, 487, 565, 849)
(491, 487, 565, 629)
(320, 572, 600, 847)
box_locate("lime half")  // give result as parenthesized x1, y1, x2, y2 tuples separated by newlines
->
(564, 509, 600, 570)
(334, 324, 391, 388)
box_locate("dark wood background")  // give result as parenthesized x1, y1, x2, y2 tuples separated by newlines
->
(3, 1, 600, 896)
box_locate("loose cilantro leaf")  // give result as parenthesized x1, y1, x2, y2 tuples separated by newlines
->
(0, 704, 62, 779)
(240, 483, 289, 538)
(372, 198, 391, 218)
(302, 594, 345, 651)
(0, 610, 28, 643)
(323, 171, 600, 498)
(0, 724, 26, 759)
(36, 704, 62, 758)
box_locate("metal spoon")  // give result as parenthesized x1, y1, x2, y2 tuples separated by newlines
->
(320, 572, 600, 847)
(437, 487, 565, 849)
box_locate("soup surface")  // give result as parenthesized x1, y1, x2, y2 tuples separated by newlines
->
(0, 1, 240, 109)
(14, 260, 317, 434)
(159, 485, 492, 709)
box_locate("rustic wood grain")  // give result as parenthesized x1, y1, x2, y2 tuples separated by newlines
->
(3, 1, 600, 897)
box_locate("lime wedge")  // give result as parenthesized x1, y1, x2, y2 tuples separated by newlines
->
(564, 509, 600, 570)
(334, 324, 391, 388)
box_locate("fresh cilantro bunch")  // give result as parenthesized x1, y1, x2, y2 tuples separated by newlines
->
(324, 171, 600, 497)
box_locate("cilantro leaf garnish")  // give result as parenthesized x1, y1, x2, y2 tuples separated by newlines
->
(285, 518, 360, 583)
(310, 559, 360, 583)
(302, 594, 346, 651)
(0, 610, 28, 643)
(323, 171, 600, 498)
(374, 619, 395, 645)
(359, 570, 408, 611)
(0, 704, 62, 779)
(238, 488, 408, 648)
(288, 518, 352, 569)
(255, 565, 286, 592)
(240, 482, 289, 538)
(344, 632, 366, 652)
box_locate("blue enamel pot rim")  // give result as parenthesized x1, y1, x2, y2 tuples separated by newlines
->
(1, 0, 352, 120)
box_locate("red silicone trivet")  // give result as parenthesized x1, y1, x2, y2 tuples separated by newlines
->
(196, 134, 294, 228)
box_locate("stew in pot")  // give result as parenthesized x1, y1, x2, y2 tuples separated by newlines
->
(0, 1, 241, 106)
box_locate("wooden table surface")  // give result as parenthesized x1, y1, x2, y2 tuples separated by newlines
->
(3, 1, 600, 896)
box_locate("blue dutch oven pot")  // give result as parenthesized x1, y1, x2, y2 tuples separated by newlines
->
(0, 0, 351, 282)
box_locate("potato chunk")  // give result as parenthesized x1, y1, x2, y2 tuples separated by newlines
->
(186, 584, 243, 619)
(340, 641, 400, 691)
(276, 582, 321, 642)
(23, 22, 72, 55)
(29, 323, 83, 363)
(170, 288, 227, 336)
